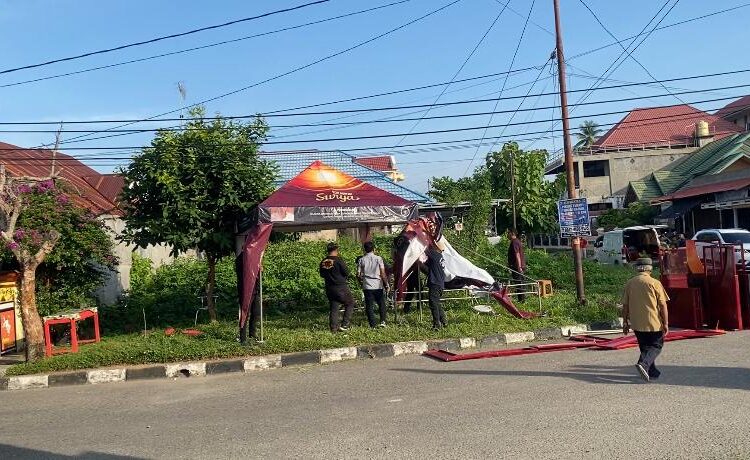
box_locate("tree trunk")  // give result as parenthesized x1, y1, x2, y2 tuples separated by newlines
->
(205, 255, 218, 322)
(19, 266, 45, 361)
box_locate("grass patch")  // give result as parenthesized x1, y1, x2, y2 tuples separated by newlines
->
(7, 238, 633, 376)
(6, 291, 619, 376)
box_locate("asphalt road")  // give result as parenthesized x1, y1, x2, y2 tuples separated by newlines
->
(2, 332, 750, 459)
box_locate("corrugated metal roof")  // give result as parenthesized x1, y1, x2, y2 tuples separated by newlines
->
(667, 177, 750, 200)
(261, 149, 430, 203)
(592, 104, 742, 149)
(637, 132, 750, 202)
(0, 141, 120, 215)
(715, 95, 750, 119)
(353, 155, 395, 172)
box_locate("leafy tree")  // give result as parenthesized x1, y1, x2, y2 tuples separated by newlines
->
(428, 170, 494, 245)
(0, 173, 115, 360)
(120, 106, 278, 321)
(596, 202, 658, 231)
(427, 176, 476, 204)
(574, 120, 602, 150)
(485, 142, 566, 234)
(460, 171, 493, 248)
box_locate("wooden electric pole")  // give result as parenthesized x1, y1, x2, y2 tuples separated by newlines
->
(509, 148, 517, 231)
(553, 0, 586, 304)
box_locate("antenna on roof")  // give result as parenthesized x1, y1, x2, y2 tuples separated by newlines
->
(177, 81, 187, 121)
(51, 122, 63, 178)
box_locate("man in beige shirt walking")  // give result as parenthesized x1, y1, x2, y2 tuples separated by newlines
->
(622, 258, 669, 382)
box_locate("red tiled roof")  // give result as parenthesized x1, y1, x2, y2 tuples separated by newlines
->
(354, 155, 395, 172)
(715, 95, 750, 119)
(592, 104, 743, 149)
(0, 141, 121, 216)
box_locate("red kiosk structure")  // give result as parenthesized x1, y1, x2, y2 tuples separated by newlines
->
(661, 240, 750, 330)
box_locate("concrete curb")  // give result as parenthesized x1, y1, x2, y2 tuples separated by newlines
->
(0, 323, 590, 391)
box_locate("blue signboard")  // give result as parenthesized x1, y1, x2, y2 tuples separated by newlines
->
(557, 197, 591, 237)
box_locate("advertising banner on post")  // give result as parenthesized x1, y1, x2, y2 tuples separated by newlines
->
(557, 197, 591, 237)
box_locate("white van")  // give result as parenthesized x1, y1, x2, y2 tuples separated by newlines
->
(594, 226, 664, 265)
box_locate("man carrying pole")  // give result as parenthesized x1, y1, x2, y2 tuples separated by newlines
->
(622, 258, 670, 382)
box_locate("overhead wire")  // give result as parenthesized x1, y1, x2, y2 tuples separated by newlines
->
(526, 0, 681, 149)
(577, 0, 686, 104)
(1, 85, 749, 134)
(462, 0, 538, 176)
(3, 98, 748, 156)
(48, 0, 463, 149)
(0, 0, 414, 90)
(388, 0, 511, 148)
(0, 0, 332, 76)
(4, 67, 746, 128)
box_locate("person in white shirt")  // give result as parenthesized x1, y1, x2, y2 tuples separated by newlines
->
(357, 241, 390, 328)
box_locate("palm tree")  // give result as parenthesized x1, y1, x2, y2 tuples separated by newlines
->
(574, 120, 601, 150)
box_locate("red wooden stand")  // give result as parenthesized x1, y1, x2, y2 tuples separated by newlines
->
(43, 308, 100, 357)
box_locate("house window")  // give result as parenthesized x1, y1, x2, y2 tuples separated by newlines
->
(583, 160, 608, 177)
(588, 202, 613, 212)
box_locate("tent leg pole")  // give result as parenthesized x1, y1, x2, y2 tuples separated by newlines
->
(418, 268, 423, 323)
(259, 271, 264, 344)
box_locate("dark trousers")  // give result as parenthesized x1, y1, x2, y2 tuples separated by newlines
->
(634, 331, 664, 378)
(363, 289, 387, 327)
(511, 270, 526, 302)
(326, 286, 355, 332)
(428, 284, 446, 328)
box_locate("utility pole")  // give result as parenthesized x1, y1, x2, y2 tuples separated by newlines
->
(509, 148, 517, 231)
(553, 0, 586, 304)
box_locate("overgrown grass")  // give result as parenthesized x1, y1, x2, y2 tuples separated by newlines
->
(7, 236, 633, 376)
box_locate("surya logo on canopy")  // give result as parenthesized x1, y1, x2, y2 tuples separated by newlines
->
(316, 190, 360, 203)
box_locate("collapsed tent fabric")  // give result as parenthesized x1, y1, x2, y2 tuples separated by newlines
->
(237, 223, 273, 328)
(393, 215, 538, 319)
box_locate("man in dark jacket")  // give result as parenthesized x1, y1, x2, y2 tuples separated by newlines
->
(319, 242, 355, 332)
(425, 240, 447, 330)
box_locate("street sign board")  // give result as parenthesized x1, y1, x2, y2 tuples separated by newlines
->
(557, 197, 591, 237)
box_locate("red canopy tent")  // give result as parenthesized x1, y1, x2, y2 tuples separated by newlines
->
(235, 161, 418, 339)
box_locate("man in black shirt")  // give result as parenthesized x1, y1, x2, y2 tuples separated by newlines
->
(319, 242, 355, 332)
(425, 241, 447, 329)
(507, 228, 527, 302)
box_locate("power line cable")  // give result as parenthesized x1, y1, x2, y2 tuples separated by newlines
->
(4, 97, 747, 153)
(389, 0, 511, 148)
(4, 83, 749, 134)
(577, 0, 685, 104)
(50, 0, 462, 149)
(6, 66, 741, 128)
(0, 0, 413, 90)
(527, 0, 680, 149)
(0, 0, 332, 76)
(462, 0, 537, 176)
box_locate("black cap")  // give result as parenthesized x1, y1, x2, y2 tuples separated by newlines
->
(326, 242, 339, 253)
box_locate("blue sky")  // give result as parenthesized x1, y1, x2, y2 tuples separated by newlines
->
(0, 0, 748, 192)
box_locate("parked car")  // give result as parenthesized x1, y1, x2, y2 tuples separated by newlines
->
(593, 226, 664, 265)
(692, 229, 750, 266)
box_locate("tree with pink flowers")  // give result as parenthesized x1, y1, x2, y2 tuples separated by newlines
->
(0, 167, 115, 360)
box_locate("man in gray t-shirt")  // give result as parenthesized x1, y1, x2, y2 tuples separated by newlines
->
(357, 241, 390, 327)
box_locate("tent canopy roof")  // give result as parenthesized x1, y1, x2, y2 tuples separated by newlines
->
(238, 161, 417, 233)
